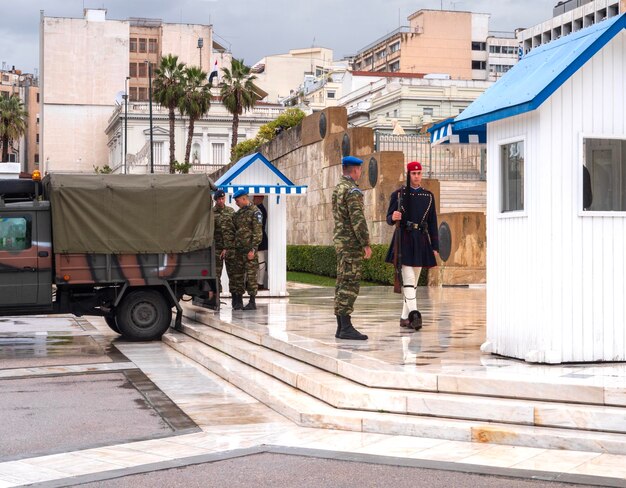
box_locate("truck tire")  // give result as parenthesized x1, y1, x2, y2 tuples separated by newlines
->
(115, 289, 172, 341)
(104, 315, 120, 334)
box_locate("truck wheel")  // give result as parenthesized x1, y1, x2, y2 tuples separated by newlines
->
(115, 290, 172, 341)
(104, 315, 120, 334)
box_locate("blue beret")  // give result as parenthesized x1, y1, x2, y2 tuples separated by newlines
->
(342, 155, 363, 166)
(233, 189, 248, 199)
(213, 189, 225, 200)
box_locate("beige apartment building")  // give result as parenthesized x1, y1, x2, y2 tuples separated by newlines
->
(519, 0, 626, 54)
(251, 47, 334, 103)
(0, 67, 39, 173)
(40, 9, 213, 173)
(351, 9, 518, 81)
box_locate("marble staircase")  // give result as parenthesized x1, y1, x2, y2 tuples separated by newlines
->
(163, 315, 626, 455)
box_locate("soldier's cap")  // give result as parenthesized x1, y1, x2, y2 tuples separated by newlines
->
(341, 155, 363, 166)
(213, 189, 225, 200)
(233, 189, 248, 199)
(407, 161, 422, 172)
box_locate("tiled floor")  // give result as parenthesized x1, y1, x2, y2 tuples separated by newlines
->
(2, 286, 626, 486)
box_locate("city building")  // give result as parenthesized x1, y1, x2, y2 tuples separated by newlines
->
(0, 65, 39, 173)
(337, 71, 491, 132)
(518, 0, 625, 54)
(40, 9, 217, 173)
(105, 100, 283, 174)
(251, 47, 334, 103)
(350, 9, 518, 82)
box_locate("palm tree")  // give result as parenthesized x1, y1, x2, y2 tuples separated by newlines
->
(219, 58, 259, 158)
(153, 54, 185, 173)
(178, 66, 212, 165)
(0, 95, 28, 163)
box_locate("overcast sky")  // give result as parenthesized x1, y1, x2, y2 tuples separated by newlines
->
(1, 0, 555, 74)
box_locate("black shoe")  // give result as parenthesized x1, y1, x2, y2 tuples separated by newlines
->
(337, 315, 368, 340)
(399, 318, 411, 328)
(243, 295, 256, 310)
(335, 315, 341, 338)
(409, 310, 422, 330)
(232, 293, 244, 310)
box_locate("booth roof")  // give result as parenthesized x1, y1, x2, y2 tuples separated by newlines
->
(455, 13, 626, 130)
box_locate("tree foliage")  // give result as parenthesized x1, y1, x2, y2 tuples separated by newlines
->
(0, 95, 28, 163)
(178, 66, 212, 165)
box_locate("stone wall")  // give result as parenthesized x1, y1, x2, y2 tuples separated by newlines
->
(256, 106, 484, 285)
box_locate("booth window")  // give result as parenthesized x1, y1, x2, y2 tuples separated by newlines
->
(0, 217, 31, 251)
(583, 138, 626, 211)
(500, 141, 524, 212)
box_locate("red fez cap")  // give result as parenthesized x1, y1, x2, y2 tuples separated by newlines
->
(407, 161, 422, 172)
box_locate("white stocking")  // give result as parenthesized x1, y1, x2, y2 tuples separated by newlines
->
(401, 265, 421, 319)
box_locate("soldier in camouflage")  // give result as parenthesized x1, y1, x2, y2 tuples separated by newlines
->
(332, 155, 372, 340)
(231, 189, 263, 310)
(212, 190, 236, 295)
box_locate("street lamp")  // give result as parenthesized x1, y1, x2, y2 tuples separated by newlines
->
(197, 38, 204, 70)
(146, 60, 154, 174)
(123, 76, 130, 174)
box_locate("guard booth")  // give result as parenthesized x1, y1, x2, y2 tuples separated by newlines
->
(215, 152, 307, 297)
(453, 14, 626, 363)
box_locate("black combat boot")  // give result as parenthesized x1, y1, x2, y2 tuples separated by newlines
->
(335, 315, 341, 338)
(243, 295, 256, 310)
(337, 315, 368, 340)
(409, 310, 422, 330)
(232, 293, 243, 310)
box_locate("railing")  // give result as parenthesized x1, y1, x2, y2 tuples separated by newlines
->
(375, 132, 486, 181)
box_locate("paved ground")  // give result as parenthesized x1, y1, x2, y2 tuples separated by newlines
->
(76, 453, 597, 488)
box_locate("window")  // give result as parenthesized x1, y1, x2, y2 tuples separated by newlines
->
(129, 38, 137, 53)
(129, 63, 137, 78)
(149, 39, 158, 54)
(212, 143, 225, 165)
(36, 93, 39, 103)
(36, 134, 39, 143)
(138, 62, 147, 78)
(138, 38, 147, 53)
(154, 142, 164, 164)
(129, 87, 138, 101)
(501, 141, 524, 212)
(376, 49, 387, 60)
(472, 42, 486, 51)
(389, 60, 400, 72)
(0, 217, 31, 251)
(34, 153, 39, 163)
(389, 41, 400, 53)
(138, 87, 148, 101)
(489, 45, 502, 54)
(364, 56, 373, 66)
(326, 91, 335, 99)
(472, 60, 486, 70)
(583, 138, 626, 211)
(423, 107, 433, 116)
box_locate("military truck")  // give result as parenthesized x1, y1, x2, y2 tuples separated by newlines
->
(0, 173, 218, 341)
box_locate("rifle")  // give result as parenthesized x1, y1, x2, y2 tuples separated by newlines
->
(393, 174, 409, 294)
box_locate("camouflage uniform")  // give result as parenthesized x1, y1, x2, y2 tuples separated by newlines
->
(231, 204, 263, 297)
(213, 204, 236, 293)
(332, 175, 370, 316)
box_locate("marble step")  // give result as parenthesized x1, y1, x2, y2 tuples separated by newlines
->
(180, 308, 626, 408)
(172, 321, 626, 435)
(163, 330, 626, 455)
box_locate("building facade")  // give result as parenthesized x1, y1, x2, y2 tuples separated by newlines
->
(518, 0, 626, 54)
(350, 9, 518, 81)
(0, 66, 39, 173)
(105, 100, 283, 174)
(40, 9, 215, 173)
(251, 47, 335, 103)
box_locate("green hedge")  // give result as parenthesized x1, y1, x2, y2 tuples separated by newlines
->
(287, 244, 428, 285)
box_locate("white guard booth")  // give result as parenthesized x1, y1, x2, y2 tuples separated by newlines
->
(454, 14, 626, 363)
(215, 152, 307, 297)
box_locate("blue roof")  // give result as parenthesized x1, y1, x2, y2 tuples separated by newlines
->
(216, 152, 295, 186)
(428, 117, 486, 145)
(215, 152, 307, 196)
(455, 14, 626, 130)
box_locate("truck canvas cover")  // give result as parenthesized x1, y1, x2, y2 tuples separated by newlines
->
(44, 174, 214, 254)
